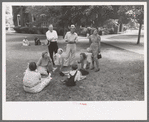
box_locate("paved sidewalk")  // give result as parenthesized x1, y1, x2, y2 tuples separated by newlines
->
(78, 30, 144, 55)
(101, 30, 144, 55)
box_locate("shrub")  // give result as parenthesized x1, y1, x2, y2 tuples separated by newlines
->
(13, 27, 22, 33)
(13, 26, 73, 36)
(102, 28, 109, 35)
(108, 28, 115, 34)
(41, 28, 48, 34)
(20, 27, 29, 33)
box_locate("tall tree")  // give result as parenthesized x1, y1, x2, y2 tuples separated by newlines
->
(85, 5, 113, 27)
(117, 6, 132, 32)
(133, 6, 144, 44)
(126, 5, 144, 44)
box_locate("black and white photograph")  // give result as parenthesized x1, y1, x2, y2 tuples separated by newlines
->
(2, 1, 147, 120)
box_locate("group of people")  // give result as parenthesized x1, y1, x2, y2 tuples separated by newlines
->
(23, 24, 101, 93)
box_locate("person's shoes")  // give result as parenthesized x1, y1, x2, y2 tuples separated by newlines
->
(53, 67, 57, 72)
(95, 68, 100, 72)
(59, 71, 65, 76)
(90, 67, 94, 70)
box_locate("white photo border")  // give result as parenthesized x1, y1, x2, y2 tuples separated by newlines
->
(2, 2, 147, 120)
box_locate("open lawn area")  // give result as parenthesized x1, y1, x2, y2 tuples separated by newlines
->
(6, 33, 144, 101)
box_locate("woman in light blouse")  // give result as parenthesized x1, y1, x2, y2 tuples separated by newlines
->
(23, 62, 52, 93)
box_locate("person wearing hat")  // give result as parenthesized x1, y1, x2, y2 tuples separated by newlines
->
(46, 24, 58, 65)
(63, 25, 78, 66)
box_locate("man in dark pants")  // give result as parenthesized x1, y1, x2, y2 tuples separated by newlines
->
(46, 24, 58, 65)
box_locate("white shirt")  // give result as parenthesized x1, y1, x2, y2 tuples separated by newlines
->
(54, 53, 63, 65)
(46, 30, 58, 42)
(23, 39, 29, 43)
(69, 70, 81, 81)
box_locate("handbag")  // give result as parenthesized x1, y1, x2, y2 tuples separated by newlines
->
(97, 53, 102, 59)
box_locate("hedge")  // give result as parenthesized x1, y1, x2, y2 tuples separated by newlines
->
(13, 27, 64, 35)
(13, 26, 118, 36)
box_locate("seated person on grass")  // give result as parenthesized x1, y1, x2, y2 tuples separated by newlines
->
(36, 51, 56, 76)
(61, 63, 86, 86)
(23, 62, 52, 93)
(34, 37, 41, 45)
(22, 37, 30, 46)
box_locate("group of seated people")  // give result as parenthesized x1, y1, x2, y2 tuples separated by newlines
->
(22, 37, 41, 46)
(23, 47, 94, 93)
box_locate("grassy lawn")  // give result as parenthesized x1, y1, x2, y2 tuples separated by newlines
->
(6, 33, 144, 101)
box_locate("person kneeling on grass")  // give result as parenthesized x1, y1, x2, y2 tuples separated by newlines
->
(61, 63, 86, 86)
(77, 53, 90, 76)
(22, 37, 30, 46)
(36, 51, 56, 76)
(23, 62, 52, 93)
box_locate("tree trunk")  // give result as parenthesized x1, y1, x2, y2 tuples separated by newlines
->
(137, 23, 142, 44)
(63, 24, 65, 39)
(119, 23, 122, 32)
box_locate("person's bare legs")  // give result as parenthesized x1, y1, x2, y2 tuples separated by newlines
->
(94, 58, 100, 72)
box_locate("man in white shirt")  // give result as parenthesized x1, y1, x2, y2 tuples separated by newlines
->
(46, 24, 58, 65)
(64, 25, 78, 66)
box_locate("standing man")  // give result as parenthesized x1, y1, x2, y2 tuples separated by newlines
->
(46, 24, 58, 65)
(64, 25, 78, 66)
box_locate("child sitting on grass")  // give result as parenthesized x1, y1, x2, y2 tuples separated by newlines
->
(54, 48, 67, 76)
(23, 62, 52, 93)
(61, 63, 86, 86)
(22, 37, 30, 46)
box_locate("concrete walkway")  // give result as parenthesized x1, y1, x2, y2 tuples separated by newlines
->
(78, 30, 144, 55)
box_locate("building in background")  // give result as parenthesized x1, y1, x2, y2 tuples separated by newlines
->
(12, 6, 49, 28)
(5, 5, 14, 30)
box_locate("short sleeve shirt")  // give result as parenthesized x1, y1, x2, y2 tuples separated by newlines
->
(64, 31, 78, 43)
(23, 70, 41, 87)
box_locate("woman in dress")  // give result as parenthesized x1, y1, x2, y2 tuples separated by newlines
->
(89, 28, 101, 72)
(36, 51, 54, 75)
